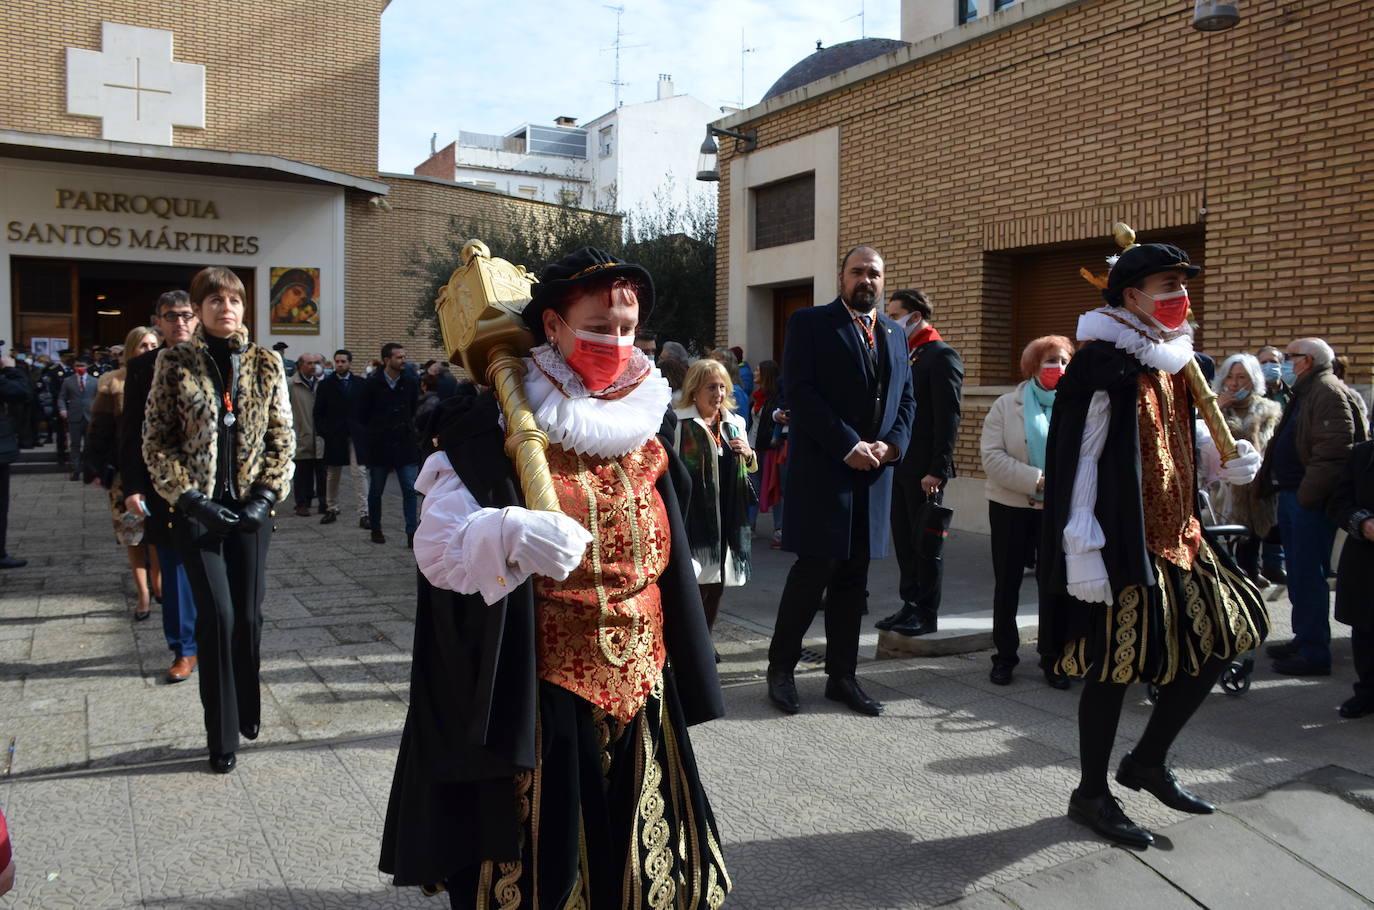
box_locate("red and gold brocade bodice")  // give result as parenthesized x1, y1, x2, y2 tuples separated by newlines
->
(533, 437, 670, 723)
(1137, 370, 1203, 570)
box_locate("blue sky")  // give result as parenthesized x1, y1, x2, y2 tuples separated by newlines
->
(378, 0, 901, 173)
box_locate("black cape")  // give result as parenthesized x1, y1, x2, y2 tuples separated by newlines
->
(379, 390, 724, 886)
(1037, 340, 1209, 659)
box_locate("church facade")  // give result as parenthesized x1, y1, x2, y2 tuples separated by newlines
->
(0, 2, 583, 364)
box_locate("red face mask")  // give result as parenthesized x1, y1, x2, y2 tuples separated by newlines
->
(74, 366, 88, 375)
(1038, 363, 1064, 390)
(1142, 288, 1191, 331)
(558, 316, 634, 391)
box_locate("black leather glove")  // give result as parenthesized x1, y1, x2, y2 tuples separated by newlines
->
(178, 489, 241, 536)
(236, 487, 277, 532)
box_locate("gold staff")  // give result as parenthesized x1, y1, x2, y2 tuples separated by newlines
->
(1096, 223, 1240, 463)
(434, 239, 561, 512)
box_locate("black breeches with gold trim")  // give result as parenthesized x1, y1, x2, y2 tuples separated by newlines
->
(446, 672, 731, 910)
(1055, 540, 1269, 686)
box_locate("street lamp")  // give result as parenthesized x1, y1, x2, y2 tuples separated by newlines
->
(696, 125, 758, 182)
(1192, 0, 1240, 31)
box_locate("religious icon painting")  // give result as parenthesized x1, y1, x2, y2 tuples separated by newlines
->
(269, 266, 322, 334)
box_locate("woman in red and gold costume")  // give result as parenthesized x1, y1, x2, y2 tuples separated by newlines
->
(380, 248, 731, 908)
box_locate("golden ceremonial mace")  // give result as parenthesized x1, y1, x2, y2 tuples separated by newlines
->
(1109, 222, 1240, 463)
(434, 239, 561, 512)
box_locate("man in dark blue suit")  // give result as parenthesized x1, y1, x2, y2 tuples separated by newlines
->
(766, 246, 915, 716)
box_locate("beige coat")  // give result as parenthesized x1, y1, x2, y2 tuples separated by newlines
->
(980, 382, 1045, 510)
(1209, 395, 1282, 535)
(287, 370, 325, 460)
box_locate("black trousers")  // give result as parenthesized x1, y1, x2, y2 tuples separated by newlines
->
(891, 471, 944, 613)
(0, 464, 10, 556)
(989, 501, 1041, 666)
(769, 496, 871, 680)
(293, 458, 327, 510)
(175, 515, 271, 756)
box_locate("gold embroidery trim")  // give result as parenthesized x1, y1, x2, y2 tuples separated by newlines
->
(637, 693, 676, 910)
(610, 458, 645, 576)
(574, 454, 641, 668)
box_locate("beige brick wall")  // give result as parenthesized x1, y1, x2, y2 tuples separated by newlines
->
(0, 0, 384, 178)
(715, 0, 1374, 478)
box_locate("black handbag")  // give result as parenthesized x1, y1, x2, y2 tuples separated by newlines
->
(917, 489, 954, 560)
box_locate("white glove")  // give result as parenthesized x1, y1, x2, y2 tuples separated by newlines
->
(1065, 550, 1114, 605)
(1219, 439, 1260, 485)
(502, 507, 592, 581)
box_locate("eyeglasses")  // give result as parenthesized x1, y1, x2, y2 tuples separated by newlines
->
(159, 312, 196, 323)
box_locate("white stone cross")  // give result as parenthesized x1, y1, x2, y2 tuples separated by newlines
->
(67, 22, 206, 146)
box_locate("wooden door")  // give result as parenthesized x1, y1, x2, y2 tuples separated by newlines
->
(771, 283, 814, 363)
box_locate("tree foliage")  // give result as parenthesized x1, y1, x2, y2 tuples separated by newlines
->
(405, 184, 717, 354)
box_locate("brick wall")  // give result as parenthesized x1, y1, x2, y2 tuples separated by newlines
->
(0, 0, 384, 178)
(714, 0, 1374, 477)
(413, 142, 456, 180)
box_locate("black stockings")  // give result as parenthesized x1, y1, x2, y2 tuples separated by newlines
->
(1076, 656, 1228, 796)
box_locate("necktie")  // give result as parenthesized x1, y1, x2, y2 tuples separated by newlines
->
(79, 375, 85, 392)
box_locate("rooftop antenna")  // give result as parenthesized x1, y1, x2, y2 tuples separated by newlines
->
(843, 0, 867, 38)
(602, 5, 645, 108)
(740, 30, 761, 109)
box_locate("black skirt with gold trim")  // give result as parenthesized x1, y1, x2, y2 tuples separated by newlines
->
(445, 671, 731, 910)
(1053, 540, 1269, 685)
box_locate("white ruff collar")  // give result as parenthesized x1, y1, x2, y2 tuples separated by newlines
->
(523, 351, 671, 458)
(1077, 306, 1195, 375)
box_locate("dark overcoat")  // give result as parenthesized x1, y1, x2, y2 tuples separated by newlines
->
(378, 393, 723, 886)
(355, 370, 420, 468)
(896, 338, 964, 481)
(313, 371, 367, 466)
(117, 349, 173, 546)
(779, 298, 914, 559)
(1329, 440, 1374, 628)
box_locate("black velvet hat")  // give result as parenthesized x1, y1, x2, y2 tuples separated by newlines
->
(1104, 242, 1200, 306)
(522, 248, 654, 344)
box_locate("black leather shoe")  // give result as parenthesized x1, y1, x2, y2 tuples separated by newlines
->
(1340, 694, 1374, 719)
(1260, 566, 1287, 586)
(210, 752, 237, 774)
(1067, 789, 1154, 848)
(1272, 656, 1331, 677)
(824, 675, 883, 716)
(767, 667, 800, 714)
(891, 608, 937, 637)
(241, 723, 260, 741)
(1116, 752, 1214, 814)
(1043, 667, 1071, 690)
(989, 664, 1013, 686)
(875, 603, 917, 632)
(1265, 640, 1299, 659)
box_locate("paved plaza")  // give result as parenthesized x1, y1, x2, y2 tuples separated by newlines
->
(2, 457, 1373, 909)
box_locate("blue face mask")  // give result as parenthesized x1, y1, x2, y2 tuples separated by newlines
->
(1280, 361, 1298, 386)
(1233, 386, 1251, 402)
(1260, 362, 1281, 383)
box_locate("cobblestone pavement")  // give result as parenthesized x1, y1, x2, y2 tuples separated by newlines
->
(2, 461, 1373, 908)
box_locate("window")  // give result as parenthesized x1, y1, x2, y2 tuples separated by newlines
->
(993, 0, 1013, 9)
(559, 188, 580, 206)
(599, 125, 614, 158)
(752, 173, 815, 250)
(958, 0, 977, 24)
(473, 180, 496, 189)
(517, 185, 538, 199)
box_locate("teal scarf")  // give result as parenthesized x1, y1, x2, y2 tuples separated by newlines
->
(1022, 380, 1055, 497)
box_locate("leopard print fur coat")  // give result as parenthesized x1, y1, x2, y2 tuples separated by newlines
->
(142, 326, 295, 505)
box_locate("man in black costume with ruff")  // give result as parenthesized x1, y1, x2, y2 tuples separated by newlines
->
(1039, 238, 1268, 847)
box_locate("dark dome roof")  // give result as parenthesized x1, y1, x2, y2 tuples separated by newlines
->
(762, 38, 909, 102)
